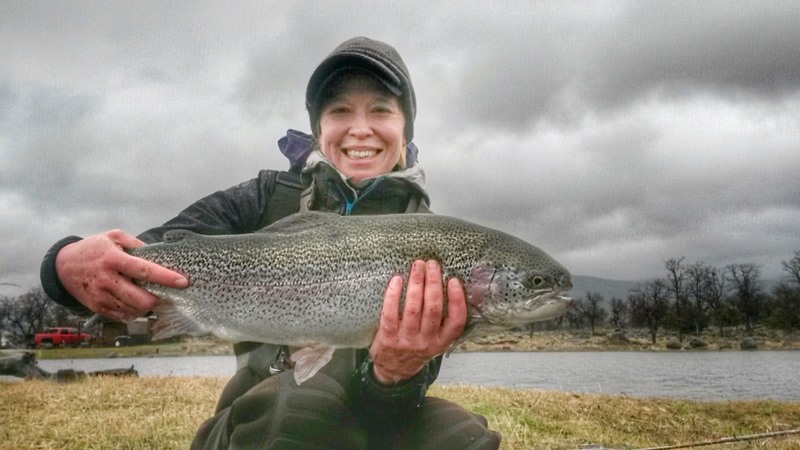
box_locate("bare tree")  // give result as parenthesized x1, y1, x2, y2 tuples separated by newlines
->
(0, 287, 81, 343)
(3, 289, 48, 340)
(702, 267, 728, 336)
(584, 291, 606, 334)
(628, 279, 670, 344)
(769, 283, 800, 331)
(609, 297, 628, 329)
(685, 262, 710, 335)
(726, 264, 764, 333)
(565, 297, 585, 329)
(665, 257, 691, 341)
(782, 250, 800, 288)
(0, 295, 13, 333)
(769, 251, 800, 331)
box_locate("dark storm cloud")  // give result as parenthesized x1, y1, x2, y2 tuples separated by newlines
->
(439, 2, 800, 131)
(588, 3, 800, 104)
(0, 83, 97, 209)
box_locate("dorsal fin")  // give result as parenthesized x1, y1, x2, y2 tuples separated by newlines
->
(257, 211, 340, 234)
(163, 229, 201, 243)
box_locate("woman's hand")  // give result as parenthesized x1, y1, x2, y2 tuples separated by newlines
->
(55, 230, 189, 321)
(369, 260, 467, 385)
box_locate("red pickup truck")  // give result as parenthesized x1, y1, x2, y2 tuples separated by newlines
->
(34, 327, 93, 348)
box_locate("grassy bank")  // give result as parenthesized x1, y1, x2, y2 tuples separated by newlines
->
(18, 337, 233, 360)
(1, 377, 799, 450)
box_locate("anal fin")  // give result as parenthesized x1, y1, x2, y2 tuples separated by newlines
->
(289, 344, 335, 385)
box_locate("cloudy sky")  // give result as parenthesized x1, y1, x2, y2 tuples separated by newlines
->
(2, 1, 799, 294)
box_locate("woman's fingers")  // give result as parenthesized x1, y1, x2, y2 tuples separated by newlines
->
(55, 229, 188, 318)
(379, 275, 403, 337)
(399, 260, 426, 336)
(441, 277, 467, 344)
(419, 260, 446, 338)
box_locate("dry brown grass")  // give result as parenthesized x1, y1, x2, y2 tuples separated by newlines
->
(0, 377, 223, 450)
(1, 377, 799, 450)
(430, 385, 800, 449)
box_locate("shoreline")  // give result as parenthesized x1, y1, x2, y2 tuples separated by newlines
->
(4, 328, 798, 361)
(457, 329, 800, 353)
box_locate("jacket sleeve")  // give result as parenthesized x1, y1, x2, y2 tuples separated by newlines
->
(39, 235, 93, 316)
(39, 170, 277, 313)
(352, 351, 443, 422)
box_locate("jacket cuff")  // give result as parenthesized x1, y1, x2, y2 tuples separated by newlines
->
(352, 355, 431, 417)
(40, 235, 92, 316)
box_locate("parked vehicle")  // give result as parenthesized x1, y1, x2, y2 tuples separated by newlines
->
(33, 327, 93, 348)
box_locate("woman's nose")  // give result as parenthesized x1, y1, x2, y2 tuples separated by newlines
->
(347, 112, 373, 138)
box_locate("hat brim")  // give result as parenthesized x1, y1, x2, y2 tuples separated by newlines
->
(306, 52, 403, 108)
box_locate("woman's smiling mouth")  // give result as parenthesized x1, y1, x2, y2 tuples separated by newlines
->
(344, 148, 380, 159)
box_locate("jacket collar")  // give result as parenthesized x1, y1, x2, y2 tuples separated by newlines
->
(300, 150, 430, 214)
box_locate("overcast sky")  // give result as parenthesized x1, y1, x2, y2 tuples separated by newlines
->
(2, 1, 799, 294)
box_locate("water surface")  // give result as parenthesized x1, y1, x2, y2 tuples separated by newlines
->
(35, 351, 800, 402)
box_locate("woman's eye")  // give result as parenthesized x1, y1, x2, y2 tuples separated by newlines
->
(371, 102, 396, 114)
(324, 103, 349, 114)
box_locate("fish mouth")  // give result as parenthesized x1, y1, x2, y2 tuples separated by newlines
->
(557, 295, 575, 311)
(510, 291, 572, 325)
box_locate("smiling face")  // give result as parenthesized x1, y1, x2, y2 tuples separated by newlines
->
(317, 74, 406, 183)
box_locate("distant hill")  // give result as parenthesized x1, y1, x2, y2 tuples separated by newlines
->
(570, 275, 640, 301)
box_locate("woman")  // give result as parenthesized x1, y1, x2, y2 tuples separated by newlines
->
(40, 36, 501, 449)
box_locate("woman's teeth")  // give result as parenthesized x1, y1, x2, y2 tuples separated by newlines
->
(345, 148, 377, 159)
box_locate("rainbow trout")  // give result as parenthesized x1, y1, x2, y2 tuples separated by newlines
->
(129, 212, 573, 384)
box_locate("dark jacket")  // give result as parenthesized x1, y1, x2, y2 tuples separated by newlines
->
(39, 130, 439, 421)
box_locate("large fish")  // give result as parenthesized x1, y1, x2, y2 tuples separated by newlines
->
(129, 211, 573, 384)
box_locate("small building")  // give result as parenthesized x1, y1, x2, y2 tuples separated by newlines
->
(95, 317, 157, 347)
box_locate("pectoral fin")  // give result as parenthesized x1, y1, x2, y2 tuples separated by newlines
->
(289, 344, 335, 385)
(151, 301, 209, 340)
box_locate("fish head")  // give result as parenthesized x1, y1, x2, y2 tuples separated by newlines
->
(448, 258, 572, 354)
(466, 264, 572, 327)
(463, 236, 573, 331)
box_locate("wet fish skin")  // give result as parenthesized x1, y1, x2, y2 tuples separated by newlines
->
(129, 211, 572, 383)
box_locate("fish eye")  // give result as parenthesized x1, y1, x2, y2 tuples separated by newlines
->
(521, 275, 546, 289)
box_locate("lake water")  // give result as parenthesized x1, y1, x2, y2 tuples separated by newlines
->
(35, 351, 800, 402)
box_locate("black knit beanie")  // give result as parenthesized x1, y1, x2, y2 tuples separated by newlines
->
(306, 36, 416, 142)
